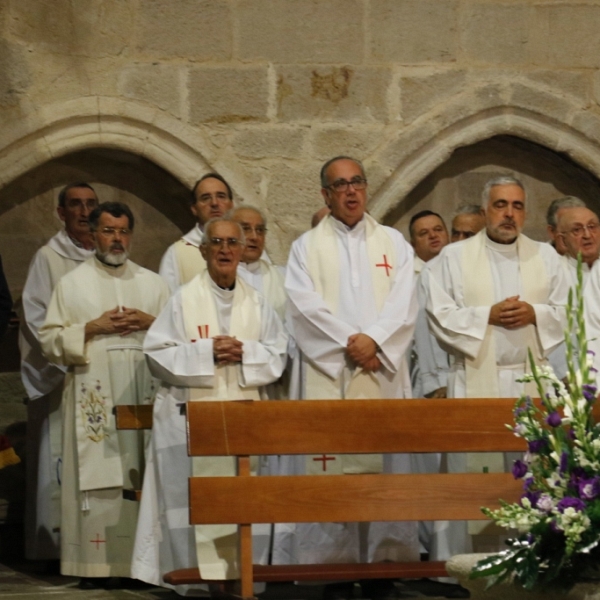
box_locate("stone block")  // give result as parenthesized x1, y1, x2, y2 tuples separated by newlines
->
(136, 0, 231, 60)
(524, 70, 591, 106)
(310, 125, 384, 161)
(237, 0, 363, 63)
(277, 65, 391, 122)
(592, 72, 600, 107)
(399, 68, 467, 123)
(369, 0, 458, 63)
(8, 0, 134, 57)
(0, 40, 30, 108)
(189, 67, 269, 124)
(460, 3, 533, 65)
(531, 4, 600, 68)
(233, 127, 306, 159)
(118, 64, 183, 117)
(510, 82, 574, 123)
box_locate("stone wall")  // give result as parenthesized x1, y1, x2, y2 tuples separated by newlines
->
(2, 0, 600, 294)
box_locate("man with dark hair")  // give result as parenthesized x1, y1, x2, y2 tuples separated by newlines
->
(409, 210, 449, 265)
(159, 172, 234, 292)
(39, 202, 169, 587)
(279, 156, 418, 600)
(20, 182, 98, 562)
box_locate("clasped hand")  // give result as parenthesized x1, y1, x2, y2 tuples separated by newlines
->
(346, 333, 381, 373)
(85, 306, 155, 341)
(213, 335, 243, 365)
(488, 295, 536, 330)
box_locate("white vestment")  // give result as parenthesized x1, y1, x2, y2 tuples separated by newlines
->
(131, 273, 287, 594)
(160, 225, 274, 294)
(39, 257, 169, 577)
(582, 260, 600, 385)
(425, 231, 569, 560)
(19, 230, 95, 560)
(274, 214, 419, 567)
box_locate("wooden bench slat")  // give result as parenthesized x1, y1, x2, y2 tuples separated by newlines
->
(163, 561, 449, 585)
(114, 404, 153, 430)
(189, 472, 521, 524)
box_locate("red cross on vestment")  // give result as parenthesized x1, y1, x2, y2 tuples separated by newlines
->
(198, 325, 210, 339)
(313, 454, 336, 472)
(90, 533, 106, 550)
(375, 254, 392, 277)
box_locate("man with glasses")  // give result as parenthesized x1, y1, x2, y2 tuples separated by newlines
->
(133, 216, 287, 595)
(159, 173, 234, 293)
(20, 182, 98, 564)
(39, 202, 169, 588)
(424, 176, 569, 561)
(277, 156, 418, 600)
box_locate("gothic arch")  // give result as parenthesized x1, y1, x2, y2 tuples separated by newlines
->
(370, 88, 600, 222)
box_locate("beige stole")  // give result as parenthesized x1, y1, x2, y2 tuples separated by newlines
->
(304, 214, 395, 475)
(181, 271, 261, 580)
(174, 238, 207, 286)
(461, 232, 548, 533)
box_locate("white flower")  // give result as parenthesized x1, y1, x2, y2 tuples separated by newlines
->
(537, 494, 554, 512)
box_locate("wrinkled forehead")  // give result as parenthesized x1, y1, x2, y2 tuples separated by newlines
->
(325, 158, 364, 183)
(207, 220, 242, 239)
(233, 208, 263, 224)
(487, 184, 526, 205)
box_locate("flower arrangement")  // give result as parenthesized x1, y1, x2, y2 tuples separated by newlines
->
(470, 257, 600, 593)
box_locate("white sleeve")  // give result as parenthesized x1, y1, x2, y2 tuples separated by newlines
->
(158, 245, 181, 295)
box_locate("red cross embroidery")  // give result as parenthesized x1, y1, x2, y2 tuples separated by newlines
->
(376, 255, 392, 277)
(198, 325, 209, 339)
(90, 533, 106, 550)
(313, 454, 336, 472)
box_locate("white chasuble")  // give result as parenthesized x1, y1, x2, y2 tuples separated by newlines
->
(174, 238, 207, 287)
(39, 257, 169, 577)
(303, 215, 395, 475)
(182, 272, 261, 580)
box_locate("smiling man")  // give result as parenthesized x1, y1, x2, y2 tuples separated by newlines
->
(20, 182, 98, 563)
(39, 202, 169, 588)
(423, 175, 569, 561)
(278, 156, 418, 600)
(133, 217, 287, 595)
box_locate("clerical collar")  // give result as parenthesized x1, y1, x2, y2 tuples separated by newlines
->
(331, 215, 366, 234)
(67, 233, 87, 249)
(485, 233, 518, 255)
(242, 260, 262, 274)
(209, 276, 236, 295)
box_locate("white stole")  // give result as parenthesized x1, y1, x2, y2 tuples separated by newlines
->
(174, 238, 207, 286)
(462, 231, 548, 398)
(181, 271, 261, 580)
(304, 214, 395, 475)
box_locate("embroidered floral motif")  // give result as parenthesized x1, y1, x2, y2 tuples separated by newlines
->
(79, 381, 109, 442)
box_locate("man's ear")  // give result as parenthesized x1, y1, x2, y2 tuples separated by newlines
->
(57, 206, 66, 223)
(321, 188, 331, 208)
(199, 243, 208, 261)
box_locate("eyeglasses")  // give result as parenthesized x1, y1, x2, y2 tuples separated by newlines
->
(326, 177, 367, 193)
(240, 224, 267, 236)
(563, 223, 600, 237)
(99, 227, 132, 237)
(196, 193, 231, 205)
(207, 237, 243, 249)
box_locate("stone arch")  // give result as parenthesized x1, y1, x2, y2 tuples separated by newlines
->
(369, 85, 600, 224)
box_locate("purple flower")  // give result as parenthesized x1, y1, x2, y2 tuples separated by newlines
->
(583, 384, 597, 403)
(512, 460, 528, 479)
(528, 439, 547, 453)
(522, 490, 541, 507)
(578, 477, 600, 500)
(560, 451, 569, 474)
(546, 412, 562, 427)
(557, 497, 586, 512)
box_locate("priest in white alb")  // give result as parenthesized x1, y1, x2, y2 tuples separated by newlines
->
(39, 202, 169, 587)
(275, 156, 418, 600)
(132, 217, 288, 596)
(424, 175, 569, 561)
(20, 182, 98, 561)
(159, 173, 234, 293)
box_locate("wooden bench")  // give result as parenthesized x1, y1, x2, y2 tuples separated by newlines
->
(162, 397, 533, 598)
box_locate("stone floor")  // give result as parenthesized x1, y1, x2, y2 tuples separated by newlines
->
(0, 560, 467, 600)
